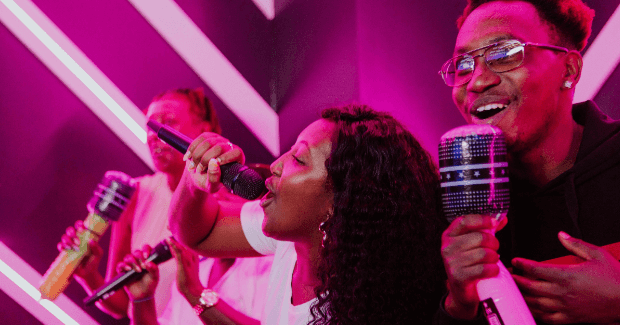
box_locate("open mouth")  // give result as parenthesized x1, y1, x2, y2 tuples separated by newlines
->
(472, 103, 508, 120)
(259, 190, 275, 208)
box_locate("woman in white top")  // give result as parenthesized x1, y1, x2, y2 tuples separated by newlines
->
(58, 88, 223, 319)
(166, 104, 447, 324)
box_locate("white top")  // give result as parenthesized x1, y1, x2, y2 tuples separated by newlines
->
(158, 255, 273, 325)
(131, 172, 176, 316)
(240, 201, 317, 325)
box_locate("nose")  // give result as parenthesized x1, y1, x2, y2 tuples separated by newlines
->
(466, 55, 501, 93)
(270, 155, 283, 177)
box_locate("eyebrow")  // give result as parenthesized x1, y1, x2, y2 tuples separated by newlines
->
(454, 35, 517, 55)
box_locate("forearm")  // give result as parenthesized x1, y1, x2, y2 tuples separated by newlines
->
(202, 300, 260, 325)
(184, 289, 259, 325)
(444, 292, 479, 319)
(434, 294, 485, 325)
(169, 172, 221, 249)
(130, 298, 159, 325)
(74, 272, 129, 319)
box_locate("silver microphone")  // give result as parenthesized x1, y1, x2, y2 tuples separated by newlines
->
(439, 125, 535, 325)
(438, 124, 510, 222)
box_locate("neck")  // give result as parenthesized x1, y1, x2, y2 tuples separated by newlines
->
(511, 117, 583, 187)
(291, 239, 323, 305)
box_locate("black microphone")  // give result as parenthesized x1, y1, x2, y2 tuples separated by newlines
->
(438, 124, 534, 324)
(83, 240, 172, 306)
(147, 120, 267, 200)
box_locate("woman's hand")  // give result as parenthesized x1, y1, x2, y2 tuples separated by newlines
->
(182, 132, 245, 193)
(116, 245, 159, 302)
(57, 220, 103, 280)
(167, 237, 203, 304)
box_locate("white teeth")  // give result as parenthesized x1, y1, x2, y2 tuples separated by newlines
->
(476, 103, 507, 112)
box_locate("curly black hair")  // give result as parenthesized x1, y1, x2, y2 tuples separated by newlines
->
(457, 0, 594, 51)
(309, 104, 447, 324)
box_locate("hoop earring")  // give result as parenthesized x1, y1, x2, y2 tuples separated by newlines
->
(319, 219, 329, 248)
(563, 80, 573, 89)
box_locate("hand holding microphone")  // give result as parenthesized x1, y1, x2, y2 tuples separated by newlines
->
(83, 238, 172, 306)
(439, 125, 535, 324)
(147, 120, 266, 200)
(40, 171, 136, 301)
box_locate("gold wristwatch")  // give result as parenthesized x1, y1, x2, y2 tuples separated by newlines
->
(193, 289, 219, 316)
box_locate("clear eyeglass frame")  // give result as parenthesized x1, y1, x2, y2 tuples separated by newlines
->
(438, 39, 568, 87)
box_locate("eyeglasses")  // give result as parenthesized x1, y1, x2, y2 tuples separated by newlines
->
(439, 39, 568, 87)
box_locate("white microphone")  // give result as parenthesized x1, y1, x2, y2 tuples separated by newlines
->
(439, 125, 535, 325)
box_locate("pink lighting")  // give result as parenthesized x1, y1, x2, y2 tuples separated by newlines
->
(0, 0, 154, 169)
(574, 4, 620, 102)
(251, 0, 275, 20)
(0, 242, 99, 325)
(129, 0, 281, 156)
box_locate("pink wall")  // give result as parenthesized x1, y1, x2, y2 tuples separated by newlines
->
(1, 0, 619, 323)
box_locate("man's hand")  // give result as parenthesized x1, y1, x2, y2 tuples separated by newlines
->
(512, 231, 620, 324)
(441, 214, 506, 319)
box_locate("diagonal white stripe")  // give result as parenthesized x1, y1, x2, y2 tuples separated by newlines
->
(251, 0, 275, 20)
(129, 0, 280, 157)
(0, 241, 99, 325)
(0, 0, 154, 169)
(574, 4, 620, 102)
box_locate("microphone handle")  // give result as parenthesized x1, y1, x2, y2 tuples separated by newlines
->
(155, 124, 192, 153)
(153, 121, 238, 174)
(477, 261, 536, 324)
(40, 213, 110, 300)
(83, 241, 171, 306)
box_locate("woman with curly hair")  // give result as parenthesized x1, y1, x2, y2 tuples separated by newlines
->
(161, 104, 447, 324)
(309, 107, 447, 324)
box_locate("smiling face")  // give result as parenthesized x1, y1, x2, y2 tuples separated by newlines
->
(146, 94, 211, 175)
(260, 119, 335, 243)
(452, 1, 568, 154)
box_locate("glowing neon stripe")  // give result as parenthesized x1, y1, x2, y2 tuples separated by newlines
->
(129, 0, 280, 156)
(0, 242, 99, 325)
(251, 0, 275, 20)
(574, 4, 620, 102)
(0, 0, 154, 169)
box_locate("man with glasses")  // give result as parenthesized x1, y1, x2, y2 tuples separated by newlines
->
(435, 1, 620, 324)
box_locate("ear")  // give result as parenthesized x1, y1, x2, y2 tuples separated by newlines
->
(563, 50, 583, 86)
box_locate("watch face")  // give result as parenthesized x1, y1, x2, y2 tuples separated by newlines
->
(199, 289, 219, 307)
(204, 293, 218, 305)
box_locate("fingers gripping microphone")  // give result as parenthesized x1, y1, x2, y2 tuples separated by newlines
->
(39, 171, 136, 300)
(439, 125, 535, 325)
(83, 239, 172, 306)
(147, 120, 266, 200)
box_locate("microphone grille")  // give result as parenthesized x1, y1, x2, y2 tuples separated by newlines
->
(438, 125, 510, 221)
(220, 164, 267, 200)
(87, 171, 137, 220)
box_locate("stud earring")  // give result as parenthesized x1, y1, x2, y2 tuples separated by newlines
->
(563, 80, 573, 89)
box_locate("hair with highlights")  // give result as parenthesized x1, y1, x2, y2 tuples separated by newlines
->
(457, 0, 594, 51)
(151, 88, 221, 134)
(309, 104, 447, 324)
